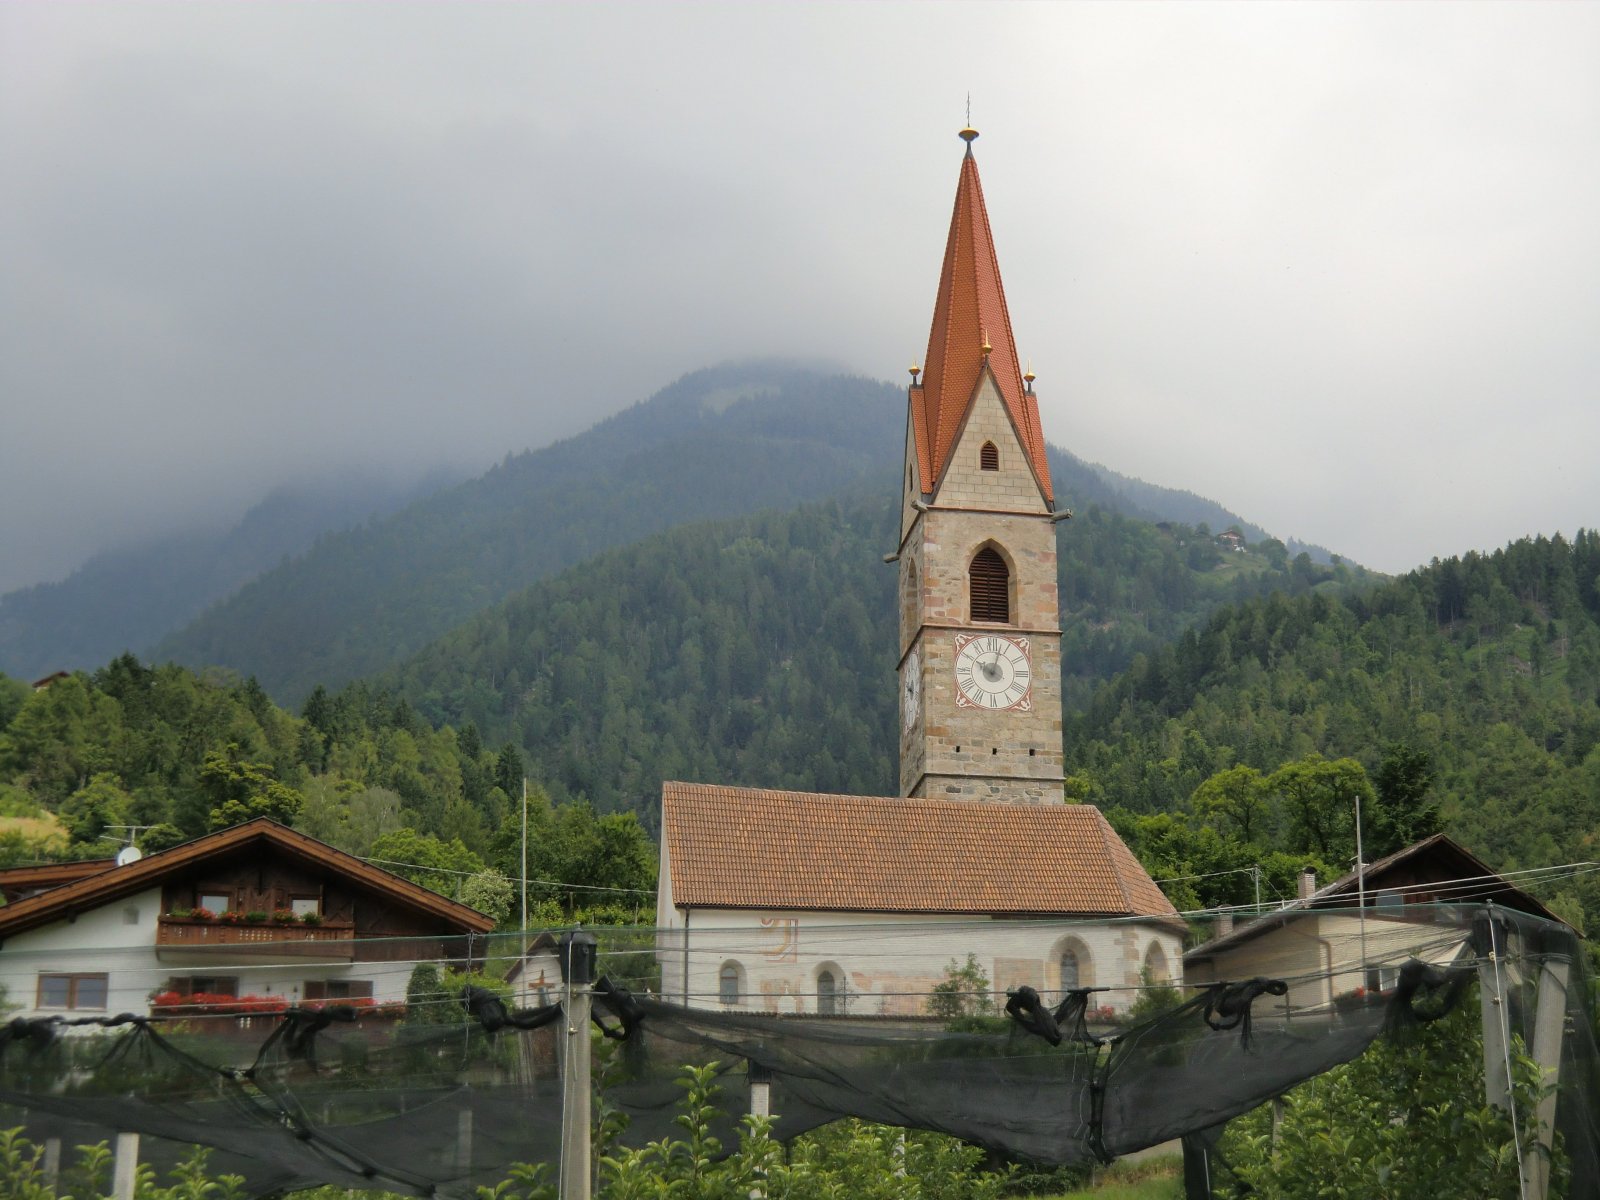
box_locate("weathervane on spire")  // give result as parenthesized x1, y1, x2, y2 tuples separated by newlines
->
(960, 93, 978, 154)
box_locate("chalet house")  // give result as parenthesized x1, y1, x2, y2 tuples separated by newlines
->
(0, 818, 494, 1020)
(658, 784, 1183, 1016)
(1183, 833, 1564, 1013)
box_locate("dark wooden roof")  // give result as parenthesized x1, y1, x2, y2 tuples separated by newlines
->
(0, 818, 494, 940)
(0, 859, 115, 904)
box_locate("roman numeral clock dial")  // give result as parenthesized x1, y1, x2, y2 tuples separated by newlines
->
(953, 634, 1033, 711)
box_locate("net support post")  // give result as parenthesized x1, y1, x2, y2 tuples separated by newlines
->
(42, 1137, 61, 1193)
(1478, 916, 1511, 1112)
(748, 1061, 772, 1120)
(112, 1132, 139, 1200)
(1524, 955, 1570, 1200)
(560, 931, 598, 1200)
(457, 1106, 474, 1176)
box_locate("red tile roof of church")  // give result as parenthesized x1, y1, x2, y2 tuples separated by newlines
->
(662, 782, 1176, 918)
(913, 132, 1054, 503)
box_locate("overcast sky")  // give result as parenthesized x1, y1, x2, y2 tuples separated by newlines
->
(3, 2, 1597, 594)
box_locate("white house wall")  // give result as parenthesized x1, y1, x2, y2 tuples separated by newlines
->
(0, 889, 424, 1019)
(1185, 910, 1473, 1014)
(657, 907, 1184, 1017)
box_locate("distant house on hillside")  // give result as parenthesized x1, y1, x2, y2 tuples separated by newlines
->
(1183, 833, 1563, 1013)
(658, 783, 1183, 1016)
(0, 818, 493, 1020)
(1216, 529, 1246, 551)
(29, 671, 71, 691)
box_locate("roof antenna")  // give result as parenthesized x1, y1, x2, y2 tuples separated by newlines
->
(102, 824, 158, 866)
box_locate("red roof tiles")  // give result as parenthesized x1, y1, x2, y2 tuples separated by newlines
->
(662, 782, 1175, 918)
(913, 140, 1054, 503)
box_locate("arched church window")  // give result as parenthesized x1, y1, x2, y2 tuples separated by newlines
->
(969, 547, 1010, 623)
(1054, 936, 1092, 996)
(1060, 947, 1080, 991)
(817, 967, 838, 1015)
(980, 441, 999, 471)
(1143, 942, 1170, 985)
(719, 961, 743, 1006)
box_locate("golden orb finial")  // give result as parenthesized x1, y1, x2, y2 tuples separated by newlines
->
(1024, 361, 1036, 387)
(909, 364, 922, 383)
(959, 126, 979, 147)
(980, 329, 992, 357)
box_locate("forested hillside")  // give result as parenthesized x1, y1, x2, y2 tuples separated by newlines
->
(154, 364, 904, 701)
(0, 472, 452, 680)
(0, 657, 656, 920)
(1067, 531, 1600, 922)
(153, 362, 1306, 704)
(378, 485, 1367, 818)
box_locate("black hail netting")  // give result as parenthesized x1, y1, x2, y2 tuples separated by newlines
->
(0, 904, 1595, 1198)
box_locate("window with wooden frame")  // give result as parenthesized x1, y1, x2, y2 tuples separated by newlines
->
(290, 896, 320, 917)
(980, 441, 999, 471)
(197, 889, 233, 914)
(969, 547, 1011, 623)
(303, 979, 374, 1001)
(37, 973, 108, 1010)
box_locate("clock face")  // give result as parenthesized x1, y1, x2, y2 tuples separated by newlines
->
(954, 634, 1033, 711)
(902, 648, 920, 732)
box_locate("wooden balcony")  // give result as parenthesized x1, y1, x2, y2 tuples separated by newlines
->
(156, 917, 357, 962)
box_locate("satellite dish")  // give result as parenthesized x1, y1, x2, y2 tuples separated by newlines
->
(115, 845, 144, 867)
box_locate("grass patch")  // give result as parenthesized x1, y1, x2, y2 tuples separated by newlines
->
(1035, 1153, 1183, 1199)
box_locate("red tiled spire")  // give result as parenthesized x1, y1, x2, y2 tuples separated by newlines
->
(911, 130, 1054, 503)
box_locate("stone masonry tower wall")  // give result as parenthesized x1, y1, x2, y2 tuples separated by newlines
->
(897, 130, 1065, 805)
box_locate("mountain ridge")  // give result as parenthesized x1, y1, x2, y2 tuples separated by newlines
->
(153, 364, 1338, 703)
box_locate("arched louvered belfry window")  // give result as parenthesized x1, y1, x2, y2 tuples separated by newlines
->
(980, 441, 999, 471)
(969, 546, 1010, 623)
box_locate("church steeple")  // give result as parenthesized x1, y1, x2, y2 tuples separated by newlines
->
(911, 127, 1054, 505)
(896, 128, 1066, 807)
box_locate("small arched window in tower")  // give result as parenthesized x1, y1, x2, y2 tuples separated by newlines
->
(980, 441, 999, 471)
(969, 547, 1010, 623)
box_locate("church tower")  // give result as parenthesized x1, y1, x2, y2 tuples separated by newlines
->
(897, 128, 1066, 805)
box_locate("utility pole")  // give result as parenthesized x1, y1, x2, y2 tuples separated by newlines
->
(521, 777, 529, 933)
(1354, 792, 1368, 978)
(559, 930, 597, 1200)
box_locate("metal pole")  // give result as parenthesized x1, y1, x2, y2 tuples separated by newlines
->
(1354, 792, 1368, 981)
(559, 931, 597, 1200)
(521, 777, 529, 934)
